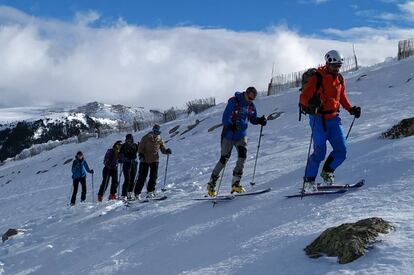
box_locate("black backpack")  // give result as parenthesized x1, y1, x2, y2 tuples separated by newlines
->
(298, 68, 322, 121)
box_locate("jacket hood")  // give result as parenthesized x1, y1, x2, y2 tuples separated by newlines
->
(234, 91, 244, 102)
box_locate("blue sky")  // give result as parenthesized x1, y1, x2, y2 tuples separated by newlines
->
(0, 1, 413, 108)
(0, 0, 412, 35)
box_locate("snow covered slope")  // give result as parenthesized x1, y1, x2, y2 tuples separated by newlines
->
(0, 57, 413, 274)
(0, 102, 162, 162)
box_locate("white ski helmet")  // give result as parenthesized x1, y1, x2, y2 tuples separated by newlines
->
(325, 50, 344, 64)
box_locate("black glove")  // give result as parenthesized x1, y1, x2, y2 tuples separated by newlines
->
(139, 153, 145, 162)
(256, 115, 267, 126)
(90, 169, 94, 174)
(165, 148, 172, 155)
(307, 93, 323, 114)
(228, 123, 238, 132)
(349, 106, 361, 118)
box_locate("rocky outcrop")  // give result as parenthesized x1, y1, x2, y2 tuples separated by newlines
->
(382, 117, 414, 139)
(2, 228, 25, 242)
(305, 217, 394, 264)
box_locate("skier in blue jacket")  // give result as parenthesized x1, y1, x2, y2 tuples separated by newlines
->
(207, 87, 267, 197)
(70, 151, 94, 205)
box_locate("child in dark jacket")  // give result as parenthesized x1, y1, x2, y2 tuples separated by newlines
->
(70, 151, 94, 205)
(97, 141, 122, 201)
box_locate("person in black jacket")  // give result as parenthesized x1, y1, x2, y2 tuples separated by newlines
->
(97, 140, 122, 201)
(119, 134, 138, 199)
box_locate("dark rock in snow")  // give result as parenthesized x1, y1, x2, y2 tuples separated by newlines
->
(305, 217, 394, 264)
(63, 159, 73, 165)
(2, 228, 25, 242)
(382, 117, 414, 139)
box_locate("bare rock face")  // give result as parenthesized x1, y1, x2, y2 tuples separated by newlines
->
(382, 117, 414, 139)
(304, 217, 394, 264)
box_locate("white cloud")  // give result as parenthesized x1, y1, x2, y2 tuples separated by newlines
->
(0, 6, 410, 109)
(74, 10, 100, 26)
(313, 0, 329, 4)
(399, 1, 414, 19)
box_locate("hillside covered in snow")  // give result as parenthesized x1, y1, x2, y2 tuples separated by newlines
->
(0, 102, 164, 162)
(0, 57, 413, 274)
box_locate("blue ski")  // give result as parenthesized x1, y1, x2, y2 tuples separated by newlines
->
(286, 188, 347, 198)
(316, 179, 365, 190)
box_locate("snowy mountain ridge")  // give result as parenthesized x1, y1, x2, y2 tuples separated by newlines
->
(0, 102, 164, 162)
(0, 57, 413, 274)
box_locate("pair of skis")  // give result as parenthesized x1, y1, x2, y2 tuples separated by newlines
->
(285, 179, 365, 198)
(124, 195, 168, 206)
(193, 187, 272, 202)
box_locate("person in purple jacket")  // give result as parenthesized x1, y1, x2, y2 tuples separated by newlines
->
(97, 141, 122, 201)
(207, 87, 267, 197)
(70, 151, 94, 205)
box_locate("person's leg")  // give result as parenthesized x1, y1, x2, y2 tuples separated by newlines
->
(305, 116, 328, 180)
(210, 138, 234, 186)
(232, 137, 247, 185)
(128, 161, 138, 193)
(134, 162, 150, 195)
(147, 162, 159, 193)
(326, 116, 347, 171)
(98, 167, 110, 196)
(71, 179, 80, 205)
(109, 168, 119, 196)
(80, 177, 87, 202)
(121, 162, 131, 196)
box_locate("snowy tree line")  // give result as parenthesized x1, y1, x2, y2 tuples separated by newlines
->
(267, 56, 358, 96)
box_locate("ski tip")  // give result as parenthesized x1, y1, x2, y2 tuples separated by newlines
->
(357, 179, 365, 187)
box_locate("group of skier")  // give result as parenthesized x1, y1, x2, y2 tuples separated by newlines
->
(70, 49, 361, 205)
(70, 124, 171, 205)
(207, 49, 361, 196)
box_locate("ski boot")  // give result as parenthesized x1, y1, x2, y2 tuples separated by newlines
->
(320, 170, 335, 185)
(146, 191, 156, 199)
(97, 195, 103, 202)
(126, 192, 133, 201)
(207, 184, 217, 197)
(303, 177, 318, 193)
(231, 182, 246, 194)
(108, 194, 117, 200)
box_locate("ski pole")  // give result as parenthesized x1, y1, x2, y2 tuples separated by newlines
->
(102, 170, 110, 197)
(301, 113, 317, 200)
(117, 163, 123, 198)
(161, 154, 170, 192)
(91, 173, 95, 203)
(346, 116, 356, 140)
(250, 125, 263, 186)
(131, 161, 140, 197)
(213, 162, 227, 208)
(68, 183, 74, 206)
(249, 111, 280, 186)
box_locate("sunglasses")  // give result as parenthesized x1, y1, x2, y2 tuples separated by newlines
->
(247, 93, 256, 101)
(330, 63, 342, 69)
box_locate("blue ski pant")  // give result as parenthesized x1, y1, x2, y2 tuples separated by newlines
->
(305, 115, 347, 178)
